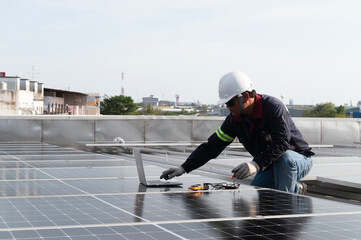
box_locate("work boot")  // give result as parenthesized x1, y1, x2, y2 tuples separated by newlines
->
(297, 182, 307, 195)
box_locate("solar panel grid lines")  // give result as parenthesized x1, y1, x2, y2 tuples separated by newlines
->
(0, 167, 141, 182)
(0, 156, 122, 161)
(0, 143, 361, 239)
(0, 161, 133, 169)
(0, 145, 190, 239)
(0, 214, 360, 239)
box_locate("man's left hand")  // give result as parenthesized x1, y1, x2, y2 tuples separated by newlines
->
(232, 161, 259, 180)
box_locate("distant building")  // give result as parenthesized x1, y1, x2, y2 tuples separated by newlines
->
(0, 75, 44, 115)
(158, 100, 175, 106)
(43, 89, 100, 115)
(0, 72, 101, 115)
(159, 107, 195, 113)
(209, 106, 229, 116)
(44, 88, 88, 115)
(286, 105, 314, 117)
(86, 93, 101, 115)
(30, 80, 44, 114)
(142, 95, 159, 107)
(345, 106, 361, 118)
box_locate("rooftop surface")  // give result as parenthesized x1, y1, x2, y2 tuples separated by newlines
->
(0, 142, 361, 239)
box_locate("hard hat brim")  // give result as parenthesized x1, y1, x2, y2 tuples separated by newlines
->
(218, 95, 236, 105)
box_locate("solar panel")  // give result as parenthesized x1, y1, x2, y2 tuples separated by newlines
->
(0, 142, 360, 239)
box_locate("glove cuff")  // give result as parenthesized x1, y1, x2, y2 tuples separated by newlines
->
(250, 161, 259, 171)
(179, 166, 186, 173)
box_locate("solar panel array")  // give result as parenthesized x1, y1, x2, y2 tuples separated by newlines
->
(0, 142, 361, 239)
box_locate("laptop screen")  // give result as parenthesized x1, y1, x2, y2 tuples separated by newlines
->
(133, 148, 147, 185)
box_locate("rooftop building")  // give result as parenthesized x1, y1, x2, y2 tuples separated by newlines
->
(0, 75, 44, 115)
(44, 88, 100, 115)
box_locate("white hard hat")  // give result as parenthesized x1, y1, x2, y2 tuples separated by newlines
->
(218, 71, 254, 104)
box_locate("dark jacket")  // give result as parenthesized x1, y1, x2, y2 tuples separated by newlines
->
(181, 94, 314, 172)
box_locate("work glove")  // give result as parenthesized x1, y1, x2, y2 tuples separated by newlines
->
(160, 167, 185, 180)
(231, 161, 259, 180)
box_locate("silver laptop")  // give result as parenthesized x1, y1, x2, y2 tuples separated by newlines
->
(133, 148, 183, 187)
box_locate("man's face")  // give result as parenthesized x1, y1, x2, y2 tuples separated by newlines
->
(226, 96, 242, 116)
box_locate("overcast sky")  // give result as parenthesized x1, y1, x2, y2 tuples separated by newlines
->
(1, 0, 361, 106)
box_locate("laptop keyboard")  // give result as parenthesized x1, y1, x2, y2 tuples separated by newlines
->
(147, 180, 165, 185)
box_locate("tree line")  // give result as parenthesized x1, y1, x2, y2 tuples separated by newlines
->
(100, 95, 349, 117)
(302, 103, 345, 118)
(100, 95, 197, 115)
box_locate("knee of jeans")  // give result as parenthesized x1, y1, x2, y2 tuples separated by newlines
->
(277, 150, 296, 170)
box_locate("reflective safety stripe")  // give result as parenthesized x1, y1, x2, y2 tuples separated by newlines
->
(216, 127, 234, 142)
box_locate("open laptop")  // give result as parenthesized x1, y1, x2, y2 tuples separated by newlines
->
(133, 148, 183, 187)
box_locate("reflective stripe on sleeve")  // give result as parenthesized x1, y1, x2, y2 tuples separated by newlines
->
(216, 126, 234, 142)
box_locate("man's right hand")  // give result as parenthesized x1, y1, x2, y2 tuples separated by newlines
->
(160, 167, 185, 180)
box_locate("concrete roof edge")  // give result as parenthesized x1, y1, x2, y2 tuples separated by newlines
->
(0, 115, 226, 121)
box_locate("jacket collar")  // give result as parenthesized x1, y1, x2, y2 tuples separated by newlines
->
(251, 94, 263, 119)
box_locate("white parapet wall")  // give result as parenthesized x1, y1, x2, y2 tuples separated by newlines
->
(293, 118, 361, 145)
(0, 115, 360, 147)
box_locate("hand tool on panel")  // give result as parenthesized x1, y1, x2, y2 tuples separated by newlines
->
(188, 182, 240, 191)
(188, 184, 204, 191)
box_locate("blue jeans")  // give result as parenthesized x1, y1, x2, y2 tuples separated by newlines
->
(250, 150, 313, 193)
